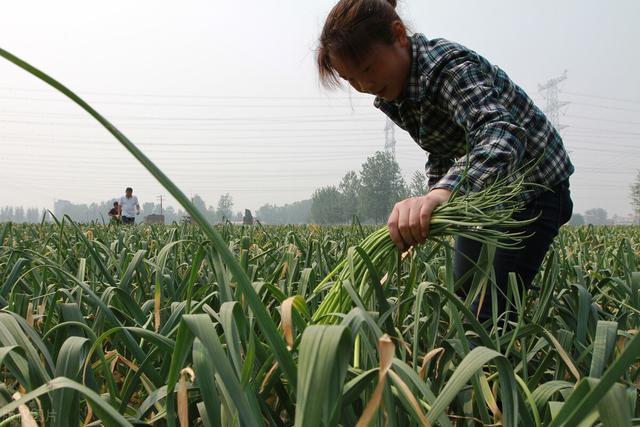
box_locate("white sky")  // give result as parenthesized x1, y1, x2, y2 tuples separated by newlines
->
(1, 0, 639, 217)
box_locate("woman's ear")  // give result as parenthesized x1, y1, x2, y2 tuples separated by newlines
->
(391, 20, 408, 47)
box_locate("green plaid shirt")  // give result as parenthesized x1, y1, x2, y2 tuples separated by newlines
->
(375, 34, 574, 201)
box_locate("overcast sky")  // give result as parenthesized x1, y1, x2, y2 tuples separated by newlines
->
(1, 0, 639, 218)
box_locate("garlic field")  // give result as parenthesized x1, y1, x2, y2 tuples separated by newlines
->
(0, 221, 638, 426)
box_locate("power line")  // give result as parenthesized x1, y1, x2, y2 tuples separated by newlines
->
(3, 132, 636, 153)
(565, 101, 640, 114)
(0, 167, 357, 179)
(2, 153, 371, 163)
(0, 111, 631, 130)
(563, 131, 639, 140)
(0, 137, 393, 150)
(0, 118, 386, 132)
(0, 132, 385, 143)
(1, 166, 367, 180)
(4, 85, 637, 107)
(0, 86, 374, 101)
(565, 126, 640, 137)
(565, 114, 640, 126)
(0, 95, 375, 109)
(0, 141, 388, 154)
(0, 110, 383, 123)
(0, 170, 331, 187)
(0, 133, 386, 144)
(562, 91, 640, 105)
(564, 139, 640, 150)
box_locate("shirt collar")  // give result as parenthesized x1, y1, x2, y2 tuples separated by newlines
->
(374, 33, 428, 110)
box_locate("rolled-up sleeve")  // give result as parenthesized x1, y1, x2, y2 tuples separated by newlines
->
(430, 56, 527, 193)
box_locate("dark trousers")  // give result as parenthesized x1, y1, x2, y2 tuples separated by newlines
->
(122, 216, 135, 225)
(454, 180, 573, 323)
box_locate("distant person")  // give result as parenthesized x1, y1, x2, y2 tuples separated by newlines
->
(243, 209, 254, 225)
(118, 187, 140, 225)
(108, 201, 120, 224)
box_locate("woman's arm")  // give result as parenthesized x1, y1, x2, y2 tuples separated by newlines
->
(430, 55, 527, 193)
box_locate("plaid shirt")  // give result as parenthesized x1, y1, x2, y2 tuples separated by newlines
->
(375, 34, 574, 202)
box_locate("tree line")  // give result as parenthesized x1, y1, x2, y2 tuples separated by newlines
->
(310, 151, 427, 224)
(3, 158, 639, 225)
(0, 207, 45, 223)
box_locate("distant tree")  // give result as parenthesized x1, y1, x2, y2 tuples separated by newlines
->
(0, 200, 195, 224)
(311, 186, 344, 224)
(190, 194, 219, 223)
(286, 199, 312, 224)
(359, 151, 407, 223)
(163, 206, 177, 223)
(142, 202, 156, 216)
(86, 203, 98, 221)
(191, 194, 207, 214)
(409, 170, 428, 197)
(568, 213, 585, 225)
(255, 200, 311, 224)
(25, 208, 40, 223)
(217, 193, 234, 222)
(584, 208, 608, 225)
(631, 170, 640, 222)
(205, 205, 217, 223)
(14, 207, 25, 223)
(0, 207, 11, 222)
(339, 170, 361, 222)
(255, 203, 275, 223)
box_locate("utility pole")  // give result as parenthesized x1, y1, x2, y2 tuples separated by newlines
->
(384, 117, 397, 159)
(538, 70, 569, 132)
(157, 195, 164, 215)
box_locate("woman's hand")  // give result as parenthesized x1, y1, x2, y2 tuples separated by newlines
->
(387, 188, 452, 250)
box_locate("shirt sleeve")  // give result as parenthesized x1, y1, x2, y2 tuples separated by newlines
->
(430, 55, 527, 193)
(425, 154, 454, 188)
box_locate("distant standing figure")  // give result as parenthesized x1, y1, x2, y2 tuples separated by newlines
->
(243, 209, 254, 225)
(108, 201, 120, 224)
(118, 187, 140, 225)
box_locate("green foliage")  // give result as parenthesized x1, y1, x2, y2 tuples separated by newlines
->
(216, 193, 234, 222)
(311, 186, 344, 224)
(409, 169, 428, 197)
(359, 151, 407, 222)
(311, 154, 409, 225)
(0, 221, 639, 425)
(569, 213, 585, 225)
(2, 45, 640, 427)
(631, 170, 640, 220)
(584, 208, 609, 225)
(255, 199, 312, 224)
(339, 170, 362, 221)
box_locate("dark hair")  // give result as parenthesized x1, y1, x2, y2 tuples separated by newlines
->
(318, 0, 403, 87)
(113, 201, 118, 206)
(126, 187, 133, 192)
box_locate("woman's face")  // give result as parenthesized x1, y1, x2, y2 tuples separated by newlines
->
(329, 22, 411, 101)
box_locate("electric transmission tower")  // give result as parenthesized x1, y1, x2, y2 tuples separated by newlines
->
(538, 70, 569, 132)
(384, 117, 397, 159)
